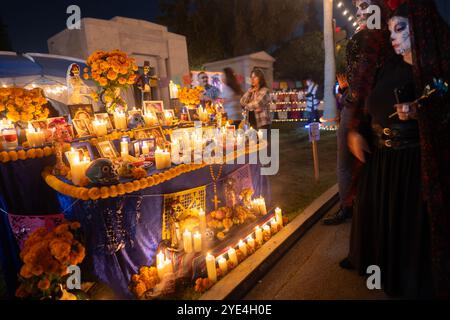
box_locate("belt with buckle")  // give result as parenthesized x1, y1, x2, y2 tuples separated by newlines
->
(372, 122, 420, 150)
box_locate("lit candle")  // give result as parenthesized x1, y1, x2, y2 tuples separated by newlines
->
(1, 128, 18, 150)
(198, 208, 206, 235)
(156, 250, 165, 266)
(270, 219, 278, 234)
(227, 247, 238, 266)
(251, 199, 260, 215)
(238, 240, 247, 257)
(205, 253, 217, 283)
(114, 111, 127, 130)
(255, 226, 263, 245)
(141, 141, 150, 155)
(157, 261, 166, 280)
(70, 156, 90, 186)
(143, 112, 157, 127)
(275, 207, 283, 227)
(164, 111, 174, 126)
(171, 139, 180, 164)
(120, 138, 129, 158)
(165, 258, 173, 274)
(218, 256, 228, 274)
(26, 123, 45, 147)
(258, 129, 264, 142)
(263, 224, 271, 237)
(258, 197, 267, 215)
(193, 231, 202, 252)
(183, 229, 193, 253)
(247, 235, 255, 249)
(93, 119, 108, 137)
(65, 148, 79, 165)
(155, 147, 171, 170)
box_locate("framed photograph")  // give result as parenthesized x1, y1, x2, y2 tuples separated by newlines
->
(133, 126, 166, 149)
(97, 140, 119, 159)
(155, 112, 165, 126)
(133, 141, 141, 157)
(31, 120, 48, 130)
(140, 137, 156, 158)
(70, 141, 95, 161)
(94, 113, 113, 130)
(143, 100, 164, 114)
(187, 109, 200, 122)
(72, 119, 92, 138)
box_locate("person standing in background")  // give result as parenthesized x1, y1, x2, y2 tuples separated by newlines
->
(222, 68, 244, 126)
(240, 68, 272, 130)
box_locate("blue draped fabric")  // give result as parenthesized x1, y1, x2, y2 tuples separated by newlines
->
(0, 155, 60, 297)
(59, 164, 270, 299)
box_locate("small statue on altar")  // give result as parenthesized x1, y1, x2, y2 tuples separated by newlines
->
(239, 188, 254, 209)
(136, 61, 158, 102)
(66, 63, 93, 105)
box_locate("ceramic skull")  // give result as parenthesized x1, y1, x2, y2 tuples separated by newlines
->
(86, 158, 119, 186)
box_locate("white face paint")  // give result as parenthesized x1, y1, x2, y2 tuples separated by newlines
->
(355, 0, 372, 27)
(388, 16, 412, 56)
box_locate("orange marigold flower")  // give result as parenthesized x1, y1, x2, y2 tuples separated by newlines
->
(37, 278, 51, 290)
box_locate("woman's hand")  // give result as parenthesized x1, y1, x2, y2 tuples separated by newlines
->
(394, 102, 418, 121)
(347, 130, 370, 163)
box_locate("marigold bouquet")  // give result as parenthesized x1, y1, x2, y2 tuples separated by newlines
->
(15, 221, 86, 299)
(84, 49, 139, 114)
(0, 87, 50, 123)
(177, 86, 204, 107)
(129, 266, 159, 299)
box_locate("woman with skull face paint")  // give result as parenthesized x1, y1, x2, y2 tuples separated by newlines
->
(347, 0, 450, 298)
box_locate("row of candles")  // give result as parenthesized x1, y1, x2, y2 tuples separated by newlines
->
(113, 110, 174, 131)
(205, 207, 284, 283)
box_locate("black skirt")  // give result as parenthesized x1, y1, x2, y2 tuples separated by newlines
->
(349, 143, 433, 298)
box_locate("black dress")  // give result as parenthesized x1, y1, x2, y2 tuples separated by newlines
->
(348, 56, 433, 298)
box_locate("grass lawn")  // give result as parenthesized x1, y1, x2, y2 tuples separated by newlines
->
(269, 123, 338, 222)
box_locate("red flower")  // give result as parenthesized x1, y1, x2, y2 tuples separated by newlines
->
(386, 0, 406, 11)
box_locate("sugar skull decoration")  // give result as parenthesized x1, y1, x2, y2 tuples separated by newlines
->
(128, 113, 146, 130)
(86, 158, 119, 186)
(355, 0, 372, 28)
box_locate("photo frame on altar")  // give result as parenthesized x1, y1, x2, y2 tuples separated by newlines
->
(46, 117, 66, 128)
(97, 140, 119, 159)
(72, 119, 93, 137)
(68, 104, 94, 122)
(70, 141, 95, 161)
(128, 108, 143, 117)
(143, 100, 164, 114)
(133, 126, 166, 149)
(187, 108, 200, 122)
(31, 120, 48, 130)
(140, 137, 156, 158)
(155, 112, 165, 126)
(94, 113, 113, 130)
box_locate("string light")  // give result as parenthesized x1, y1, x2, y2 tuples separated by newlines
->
(337, 2, 343, 8)
(335, 1, 358, 30)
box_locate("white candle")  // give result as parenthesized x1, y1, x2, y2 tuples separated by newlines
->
(198, 208, 206, 235)
(164, 111, 174, 126)
(227, 247, 238, 266)
(114, 111, 127, 130)
(238, 240, 247, 257)
(275, 207, 283, 227)
(247, 235, 255, 249)
(258, 197, 267, 215)
(120, 139, 129, 158)
(156, 250, 165, 266)
(193, 232, 202, 252)
(255, 226, 263, 244)
(141, 141, 150, 155)
(93, 119, 108, 137)
(26, 123, 45, 147)
(71, 156, 89, 186)
(218, 256, 228, 274)
(65, 148, 79, 165)
(183, 229, 193, 253)
(258, 129, 264, 142)
(144, 112, 157, 127)
(155, 147, 171, 170)
(205, 253, 217, 283)
(165, 258, 173, 274)
(171, 139, 180, 164)
(157, 261, 166, 280)
(263, 224, 271, 237)
(271, 219, 278, 234)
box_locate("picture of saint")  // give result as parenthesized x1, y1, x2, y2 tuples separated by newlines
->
(143, 101, 164, 114)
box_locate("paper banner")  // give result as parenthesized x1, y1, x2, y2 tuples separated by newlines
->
(280, 82, 288, 90)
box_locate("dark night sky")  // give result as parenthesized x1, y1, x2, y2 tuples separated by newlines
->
(1, 0, 161, 53)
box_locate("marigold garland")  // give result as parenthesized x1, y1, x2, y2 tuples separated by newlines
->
(42, 140, 267, 201)
(0, 87, 50, 122)
(177, 86, 204, 107)
(0, 146, 55, 163)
